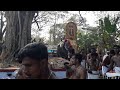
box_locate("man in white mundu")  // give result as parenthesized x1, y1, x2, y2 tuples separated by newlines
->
(106, 45, 120, 77)
(102, 50, 115, 76)
(87, 48, 100, 79)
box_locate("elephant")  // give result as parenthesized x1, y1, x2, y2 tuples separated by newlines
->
(57, 39, 75, 60)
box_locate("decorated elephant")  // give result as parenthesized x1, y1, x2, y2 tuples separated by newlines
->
(57, 39, 75, 60)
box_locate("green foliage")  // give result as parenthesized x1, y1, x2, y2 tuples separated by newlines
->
(103, 16, 118, 33)
(77, 15, 120, 51)
(77, 31, 99, 50)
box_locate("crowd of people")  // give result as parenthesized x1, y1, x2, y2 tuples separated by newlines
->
(65, 45, 120, 79)
(8, 41, 120, 79)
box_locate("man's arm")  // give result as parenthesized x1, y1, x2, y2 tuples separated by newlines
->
(64, 64, 74, 78)
(87, 54, 91, 64)
(96, 54, 101, 68)
(80, 69, 86, 79)
(64, 63, 74, 73)
(87, 54, 90, 61)
(102, 56, 109, 67)
(76, 69, 87, 79)
(107, 57, 114, 72)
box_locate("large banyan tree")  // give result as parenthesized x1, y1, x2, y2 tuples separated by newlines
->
(0, 11, 36, 66)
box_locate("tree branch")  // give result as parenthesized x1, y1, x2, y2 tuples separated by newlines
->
(78, 11, 87, 26)
(79, 11, 85, 21)
(32, 11, 39, 23)
(2, 28, 6, 36)
(34, 18, 42, 31)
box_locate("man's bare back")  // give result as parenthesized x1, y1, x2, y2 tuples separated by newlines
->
(112, 55, 120, 67)
(70, 65, 86, 79)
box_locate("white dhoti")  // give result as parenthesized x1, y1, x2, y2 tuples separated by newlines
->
(102, 65, 109, 75)
(87, 71, 99, 79)
(105, 67, 120, 78)
(81, 60, 85, 68)
(106, 72, 120, 77)
(114, 67, 120, 73)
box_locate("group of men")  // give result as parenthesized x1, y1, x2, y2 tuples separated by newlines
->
(11, 41, 87, 79)
(64, 44, 120, 79)
(6, 41, 120, 79)
(102, 45, 120, 76)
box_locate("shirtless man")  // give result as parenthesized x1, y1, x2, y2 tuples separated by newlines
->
(87, 48, 100, 71)
(102, 50, 115, 75)
(79, 49, 86, 68)
(15, 42, 58, 79)
(64, 54, 76, 78)
(107, 45, 120, 73)
(80, 49, 86, 61)
(86, 48, 102, 79)
(69, 53, 87, 79)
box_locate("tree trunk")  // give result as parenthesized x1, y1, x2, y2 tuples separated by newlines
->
(0, 11, 4, 41)
(0, 11, 36, 65)
(53, 14, 57, 45)
(0, 12, 4, 54)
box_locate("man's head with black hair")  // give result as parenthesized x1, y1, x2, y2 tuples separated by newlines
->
(16, 42, 49, 79)
(90, 53, 98, 61)
(74, 53, 83, 64)
(17, 42, 48, 63)
(90, 48, 96, 54)
(109, 49, 115, 58)
(80, 49, 85, 52)
(79, 48, 85, 54)
(110, 49, 115, 55)
(113, 45, 120, 54)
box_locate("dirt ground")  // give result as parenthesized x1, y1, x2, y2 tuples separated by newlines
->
(0, 60, 20, 68)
